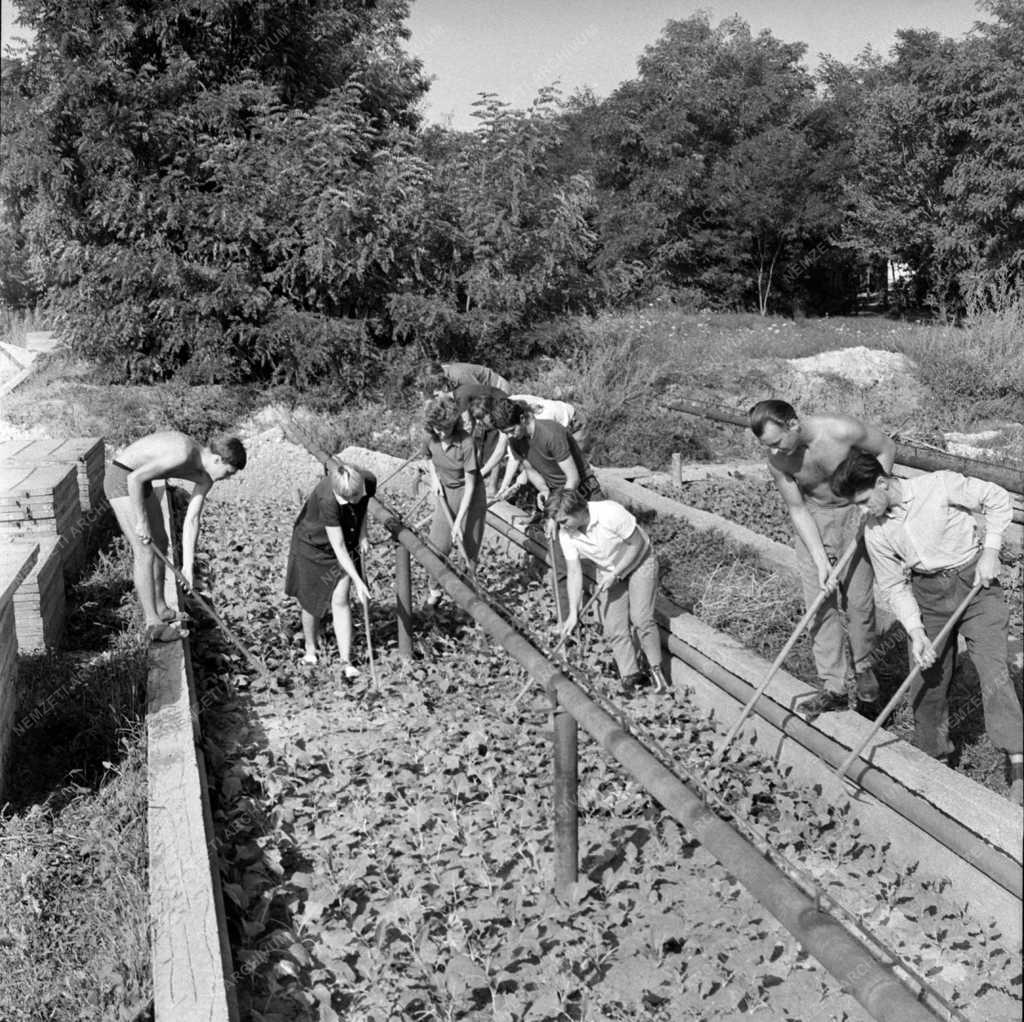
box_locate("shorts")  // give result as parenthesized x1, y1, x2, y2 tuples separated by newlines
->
(103, 460, 153, 501)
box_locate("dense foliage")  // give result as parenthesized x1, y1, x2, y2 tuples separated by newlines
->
(2, 1, 1021, 381)
(0, 0, 429, 383)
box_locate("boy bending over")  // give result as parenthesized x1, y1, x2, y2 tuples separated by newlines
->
(104, 431, 246, 642)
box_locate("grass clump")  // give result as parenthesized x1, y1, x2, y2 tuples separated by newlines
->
(0, 540, 151, 1021)
(892, 285, 1024, 430)
(0, 729, 151, 1022)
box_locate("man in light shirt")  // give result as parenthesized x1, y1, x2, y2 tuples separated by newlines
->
(547, 489, 667, 696)
(830, 449, 1023, 804)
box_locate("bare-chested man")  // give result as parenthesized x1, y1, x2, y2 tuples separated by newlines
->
(103, 431, 246, 642)
(749, 399, 896, 715)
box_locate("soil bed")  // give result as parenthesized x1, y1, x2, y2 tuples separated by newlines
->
(193, 435, 1020, 1021)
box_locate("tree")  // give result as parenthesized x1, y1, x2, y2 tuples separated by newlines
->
(388, 91, 600, 361)
(575, 13, 846, 311)
(1, 0, 428, 383)
(845, 1, 1024, 315)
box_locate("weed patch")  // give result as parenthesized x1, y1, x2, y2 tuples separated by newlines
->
(0, 537, 150, 1021)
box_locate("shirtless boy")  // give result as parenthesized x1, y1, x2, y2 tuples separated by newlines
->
(104, 432, 247, 641)
(749, 399, 896, 715)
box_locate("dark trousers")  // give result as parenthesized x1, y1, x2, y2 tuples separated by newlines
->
(911, 564, 1022, 757)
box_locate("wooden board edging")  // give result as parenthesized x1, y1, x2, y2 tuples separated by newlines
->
(148, 485, 238, 1022)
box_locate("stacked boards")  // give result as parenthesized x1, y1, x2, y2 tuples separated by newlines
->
(0, 536, 66, 651)
(0, 438, 101, 652)
(0, 545, 38, 800)
(0, 437, 108, 573)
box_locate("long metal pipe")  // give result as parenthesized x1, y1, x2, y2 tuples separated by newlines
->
(488, 507, 1023, 902)
(663, 396, 1024, 497)
(372, 500, 940, 1022)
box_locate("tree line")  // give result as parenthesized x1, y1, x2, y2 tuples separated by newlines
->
(1, 0, 1021, 384)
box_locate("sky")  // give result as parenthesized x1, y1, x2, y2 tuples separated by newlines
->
(2, 0, 982, 130)
(406, 0, 981, 128)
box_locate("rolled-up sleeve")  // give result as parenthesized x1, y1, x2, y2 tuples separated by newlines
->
(866, 526, 923, 634)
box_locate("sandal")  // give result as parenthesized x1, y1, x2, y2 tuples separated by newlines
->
(146, 621, 188, 643)
(301, 652, 318, 666)
(334, 661, 361, 681)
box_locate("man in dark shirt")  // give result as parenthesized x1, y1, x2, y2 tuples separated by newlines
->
(489, 397, 603, 504)
(489, 397, 604, 619)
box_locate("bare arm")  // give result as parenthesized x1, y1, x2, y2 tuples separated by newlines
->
(481, 433, 508, 477)
(326, 526, 369, 603)
(521, 462, 549, 498)
(557, 456, 580, 492)
(771, 464, 831, 585)
(453, 470, 476, 532)
(561, 548, 584, 633)
(180, 479, 212, 584)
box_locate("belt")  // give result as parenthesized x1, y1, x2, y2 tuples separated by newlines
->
(618, 533, 653, 581)
(911, 551, 980, 578)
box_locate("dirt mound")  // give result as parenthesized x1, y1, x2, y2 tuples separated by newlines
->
(770, 346, 927, 423)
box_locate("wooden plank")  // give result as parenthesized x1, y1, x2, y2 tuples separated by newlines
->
(148, 487, 238, 1022)
(3, 538, 65, 651)
(0, 438, 106, 511)
(0, 598, 17, 802)
(0, 545, 38, 607)
(0, 463, 80, 496)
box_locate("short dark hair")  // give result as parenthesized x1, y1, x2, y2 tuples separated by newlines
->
(489, 397, 530, 431)
(209, 435, 247, 470)
(830, 448, 889, 500)
(545, 488, 588, 520)
(467, 394, 491, 422)
(749, 399, 797, 438)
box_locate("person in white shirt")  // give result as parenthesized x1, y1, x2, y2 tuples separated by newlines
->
(547, 489, 667, 696)
(830, 449, 1023, 804)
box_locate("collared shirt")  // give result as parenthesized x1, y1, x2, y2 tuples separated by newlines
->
(559, 500, 639, 576)
(426, 434, 478, 490)
(508, 394, 576, 429)
(866, 470, 1011, 632)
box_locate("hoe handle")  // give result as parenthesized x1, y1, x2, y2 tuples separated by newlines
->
(834, 582, 982, 784)
(713, 529, 863, 763)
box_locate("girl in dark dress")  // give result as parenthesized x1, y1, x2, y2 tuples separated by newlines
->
(285, 462, 374, 676)
(423, 396, 486, 608)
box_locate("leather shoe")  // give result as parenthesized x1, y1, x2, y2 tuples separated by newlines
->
(854, 668, 880, 702)
(620, 671, 649, 697)
(798, 689, 848, 719)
